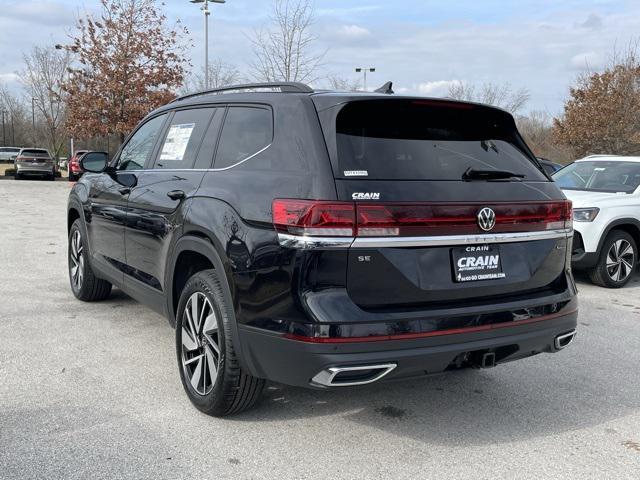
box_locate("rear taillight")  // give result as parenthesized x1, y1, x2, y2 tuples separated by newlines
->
(272, 199, 356, 236)
(272, 199, 572, 237)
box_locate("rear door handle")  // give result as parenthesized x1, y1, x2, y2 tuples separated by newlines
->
(118, 187, 130, 195)
(167, 190, 185, 201)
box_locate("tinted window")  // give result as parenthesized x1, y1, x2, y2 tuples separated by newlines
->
(214, 107, 272, 169)
(154, 108, 215, 169)
(117, 114, 166, 171)
(553, 161, 640, 193)
(20, 149, 50, 158)
(335, 100, 546, 181)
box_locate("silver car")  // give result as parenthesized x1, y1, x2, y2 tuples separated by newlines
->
(0, 147, 21, 163)
(15, 148, 56, 180)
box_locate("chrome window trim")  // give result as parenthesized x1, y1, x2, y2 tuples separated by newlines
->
(112, 138, 272, 173)
(211, 143, 272, 171)
(278, 229, 572, 249)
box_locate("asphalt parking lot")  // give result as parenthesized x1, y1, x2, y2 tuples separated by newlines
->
(1, 179, 639, 480)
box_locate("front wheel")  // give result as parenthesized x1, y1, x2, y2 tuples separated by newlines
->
(589, 230, 637, 288)
(176, 269, 264, 416)
(68, 219, 112, 301)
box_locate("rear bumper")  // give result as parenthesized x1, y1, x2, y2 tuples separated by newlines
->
(238, 308, 578, 388)
(16, 165, 54, 174)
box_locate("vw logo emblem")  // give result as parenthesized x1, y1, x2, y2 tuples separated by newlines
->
(477, 207, 496, 231)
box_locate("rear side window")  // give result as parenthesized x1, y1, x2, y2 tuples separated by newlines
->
(214, 107, 272, 169)
(117, 114, 166, 170)
(154, 108, 215, 169)
(335, 100, 546, 181)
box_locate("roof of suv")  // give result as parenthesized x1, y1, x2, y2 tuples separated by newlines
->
(158, 81, 512, 117)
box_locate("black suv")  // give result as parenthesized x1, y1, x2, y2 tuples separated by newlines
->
(67, 82, 578, 416)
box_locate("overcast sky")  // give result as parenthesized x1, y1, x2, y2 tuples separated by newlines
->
(0, 0, 638, 114)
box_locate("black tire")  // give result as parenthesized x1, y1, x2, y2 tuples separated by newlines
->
(68, 219, 112, 301)
(14, 172, 21, 180)
(176, 269, 265, 417)
(589, 230, 637, 288)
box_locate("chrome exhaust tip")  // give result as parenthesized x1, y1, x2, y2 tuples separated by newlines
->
(311, 363, 397, 387)
(554, 330, 576, 350)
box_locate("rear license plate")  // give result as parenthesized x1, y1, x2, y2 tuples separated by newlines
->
(452, 245, 505, 282)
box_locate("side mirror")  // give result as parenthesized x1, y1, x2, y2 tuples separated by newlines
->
(80, 151, 109, 173)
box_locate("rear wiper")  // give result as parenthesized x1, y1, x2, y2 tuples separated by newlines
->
(462, 168, 525, 181)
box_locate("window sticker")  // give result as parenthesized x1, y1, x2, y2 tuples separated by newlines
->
(159, 123, 195, 162)
(344, 170, 368, 177)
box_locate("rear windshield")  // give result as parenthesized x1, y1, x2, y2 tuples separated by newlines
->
(20, 149, 50, 158)
(0, 148, 20, 153)
(335, 100, 546, 181)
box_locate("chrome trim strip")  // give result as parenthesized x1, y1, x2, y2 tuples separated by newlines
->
(351, 229, 572, 248)
(210, 143, 272, 171)
(109, 145, 272, 173)
(311, 364, 397, 387)
(278, 229, 572, 249)
(277, 233, 354, 249)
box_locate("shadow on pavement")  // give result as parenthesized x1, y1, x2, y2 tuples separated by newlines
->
(230, 339, 639, 447)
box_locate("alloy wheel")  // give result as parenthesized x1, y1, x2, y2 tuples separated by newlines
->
(606, 239, 635, 282)
(70, 230, 84, 289)
(181, 292, 221, 396)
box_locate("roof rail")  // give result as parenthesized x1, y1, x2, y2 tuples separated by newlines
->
(172, 82, 314, 103)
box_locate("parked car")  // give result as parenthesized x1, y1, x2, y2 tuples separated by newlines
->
(68, 150, 89, 181)
(537, 157, 564, 175)
(14, 148, 56, 180)
(553, 154, 640, 287)
(67, 82, 578, 416)
(0, 146, 21, 163)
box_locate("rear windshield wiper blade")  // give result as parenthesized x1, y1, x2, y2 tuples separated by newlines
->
(462, 168, 525, 181)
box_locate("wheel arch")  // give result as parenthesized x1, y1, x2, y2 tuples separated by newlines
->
(68, 207, 81, 233)
(596, 218, 640, 257)
(166, 234, 251, 372)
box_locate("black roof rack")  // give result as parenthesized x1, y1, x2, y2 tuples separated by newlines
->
(172, 82, 314, 103)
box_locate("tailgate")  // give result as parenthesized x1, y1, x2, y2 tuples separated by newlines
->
(314, 98, 571, 309)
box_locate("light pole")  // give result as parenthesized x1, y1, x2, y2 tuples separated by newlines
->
(31, 98, 37, 144)
(190, 0, 226, 90)
(1, 110, 5, 147)
(355, 67, 376, 91)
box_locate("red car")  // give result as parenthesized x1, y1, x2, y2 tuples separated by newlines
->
(68, 150, 89, 182)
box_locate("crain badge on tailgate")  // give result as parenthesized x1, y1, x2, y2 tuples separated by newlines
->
(352, 192, 380, 200)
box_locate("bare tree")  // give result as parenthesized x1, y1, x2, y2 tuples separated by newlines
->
(20, 46, 71, 156)
(448, 81, 530, 115)
(0, 84, 31, 147)
(249, 0, 324, 83)
(326, 74, 361, 92)
(517, 111, 574, 163)
(181, 59, 243, 94)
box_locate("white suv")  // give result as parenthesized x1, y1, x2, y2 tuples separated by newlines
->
(553, 155, 640, 287)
